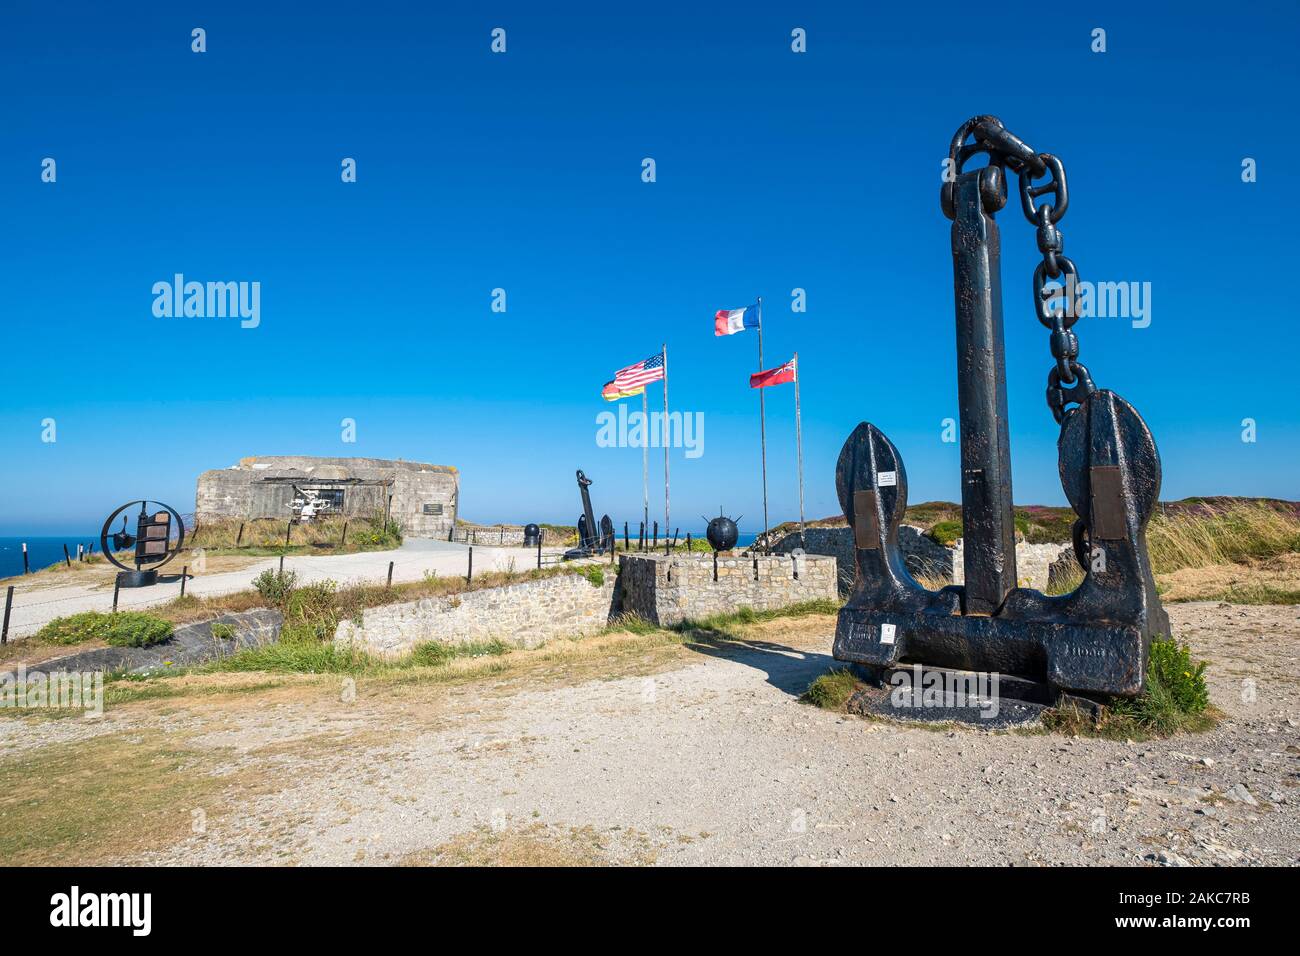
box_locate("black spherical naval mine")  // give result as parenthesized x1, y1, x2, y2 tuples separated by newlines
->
(706, 515, 739, 552)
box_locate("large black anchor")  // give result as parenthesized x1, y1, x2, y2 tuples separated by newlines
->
(834, 117, 1169, 699)
(563, 469, 615, 560)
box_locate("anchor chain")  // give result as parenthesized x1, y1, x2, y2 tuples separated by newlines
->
(944, 116, 1098, 425)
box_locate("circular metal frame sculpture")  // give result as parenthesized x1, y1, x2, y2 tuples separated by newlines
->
(99, 499, 186, 588)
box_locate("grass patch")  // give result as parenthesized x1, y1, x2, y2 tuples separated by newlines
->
(801, 667, 859, 709)
(407, 638, 509, 667)
(403, 823, 656, 867)
(1148, 500, 1300, 572)
(197, 634, 512, 677)
(0, 731, 235, 865)
(1045, 560, 1085, 596)
(32, 611, 172, 648)
(189, 514, 401, 554)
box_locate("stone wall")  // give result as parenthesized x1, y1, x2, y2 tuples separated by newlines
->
(951, 540, 1073, 592)
(335, 572, 616, 657)
(772, 525, 951, 594)
(773, 526, 1073, 595)
(616, 552, 838, 627)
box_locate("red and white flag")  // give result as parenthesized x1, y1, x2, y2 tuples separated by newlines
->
(749, 357, 797, 389)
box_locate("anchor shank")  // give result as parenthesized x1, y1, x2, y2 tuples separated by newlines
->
(951, 170, 1017, 614)
(577, 470, 597, 548)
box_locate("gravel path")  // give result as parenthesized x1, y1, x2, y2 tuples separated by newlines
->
(88, 601, 1297, 867)
(3, 539, 561, 639)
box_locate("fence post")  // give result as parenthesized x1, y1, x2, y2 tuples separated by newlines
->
(1, 586, 13, 644)
(341, 520, 348, 546)
(63, 544, 71, 567)
(686, 532, 692, 552)
(387, 561, 394, 588)
(279, 554, 285, 575)
(112, 576, 121, 612)
(22, 542, 29, 574)
(537, 531, 543, 570)
(623, 522, 629, 551)
(285, 521, 292, 548)
(236, 522, 245, 546)
(467, 546, 473, 584)
(652, 522, 658, 550)
(639, 522, 645, 552)
(181, 566, 188, 598)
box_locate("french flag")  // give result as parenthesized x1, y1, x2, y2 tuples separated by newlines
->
(714, 305, 759, 336)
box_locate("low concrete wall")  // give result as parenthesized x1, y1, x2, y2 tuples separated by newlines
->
(335, 572, 616, 657)
(617, 552, 838, 627)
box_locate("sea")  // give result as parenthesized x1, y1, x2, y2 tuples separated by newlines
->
(1, 530, 765, 578)
(0, 536, 100, 578)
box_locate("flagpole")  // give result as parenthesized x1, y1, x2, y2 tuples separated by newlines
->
(794, 351, 805, 547)
(641, 387, 649, 537)
(662, 343, 670, 545)
(757, 296, 769, 552)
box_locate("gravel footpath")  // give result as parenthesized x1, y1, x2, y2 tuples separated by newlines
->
(76, 601, 1291, 867)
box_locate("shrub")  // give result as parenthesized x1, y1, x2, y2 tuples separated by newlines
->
(579, 565, 605, 587)
(253, 568, 297, 603)
(210, 622, 235, 641)
(1118, 637, 1209, 718)
(926, 520, 963, 547)
(35, 611, 172, 648)
(355, 511, 402, 548)
(1047, 636, 1214, 739)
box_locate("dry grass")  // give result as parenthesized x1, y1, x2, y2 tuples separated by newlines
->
(1156, 553, 1300, 604)
(402, 824, 657, 867)
(1, 606, 838, 864)
(0, 729, 246, 865)
(143, 561, 605, 629)
(1147, 501, 1300, 573)
(189, 515, 399, 555)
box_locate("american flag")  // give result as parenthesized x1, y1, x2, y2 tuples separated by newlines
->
(614, 352, 665, 390)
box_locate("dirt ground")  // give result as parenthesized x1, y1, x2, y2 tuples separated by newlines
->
(2, 602, 1297, 866)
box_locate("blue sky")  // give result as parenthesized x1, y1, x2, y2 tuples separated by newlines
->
(2, 1, 1297, 534)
